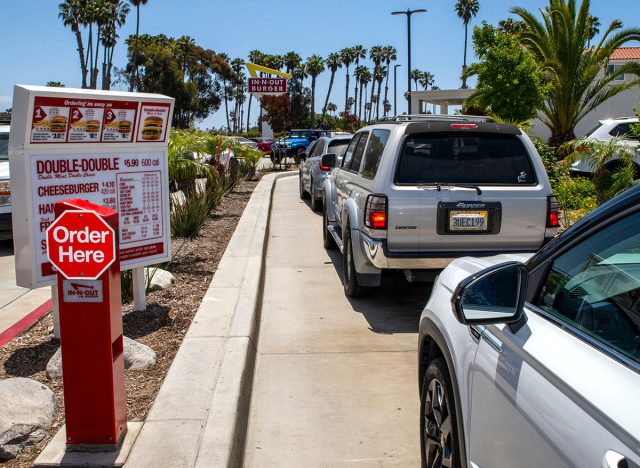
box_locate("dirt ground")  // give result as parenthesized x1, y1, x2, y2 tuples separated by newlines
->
(0, 178, 259, 467)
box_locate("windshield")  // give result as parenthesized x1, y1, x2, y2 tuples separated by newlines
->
(328, 140, 350, 158)
(0, 134, 8, 161)
(395, 133, 536, 186)
(286, 131, 307, 139)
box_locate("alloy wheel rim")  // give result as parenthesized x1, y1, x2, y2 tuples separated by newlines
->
(424, 377, 453, 468)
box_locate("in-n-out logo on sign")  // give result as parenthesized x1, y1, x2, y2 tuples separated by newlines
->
(248, 78, 287, 94)
(62, 279, 104, 303)
(46, 210, 116, 280)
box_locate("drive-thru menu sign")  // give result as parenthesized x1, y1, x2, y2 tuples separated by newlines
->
(9, 85, 174, 288)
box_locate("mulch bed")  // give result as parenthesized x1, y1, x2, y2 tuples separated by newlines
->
(0, 178, 260, 467)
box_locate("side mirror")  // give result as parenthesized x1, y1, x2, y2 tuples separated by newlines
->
(299, 152, 307, 160)
(321, 153, 337, 168)
(451, 262, 527, 326)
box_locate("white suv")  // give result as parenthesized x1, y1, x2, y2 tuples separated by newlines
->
(571, 117, 640, 174)
(322, 115, 558, 297)
(0, 126, 11, 240)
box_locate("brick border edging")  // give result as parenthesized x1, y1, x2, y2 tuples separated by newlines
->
(0, 299, 52, 347)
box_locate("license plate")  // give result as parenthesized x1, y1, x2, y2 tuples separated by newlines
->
(449, 211, 488, 231)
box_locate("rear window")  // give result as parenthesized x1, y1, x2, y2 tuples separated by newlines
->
(0, 134, 7, 161)
(328, 139, 350, 158)
(395, 133, 537, 186)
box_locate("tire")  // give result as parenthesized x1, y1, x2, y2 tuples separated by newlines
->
(311, 179, 322, 211)
(322, 203, 337, 250)
(420, 358, 461, 468)
(299, 175, 309, 200)
(342, 226, 375, 297)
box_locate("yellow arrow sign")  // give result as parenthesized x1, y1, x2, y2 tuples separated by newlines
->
(246, 62, 293, 79)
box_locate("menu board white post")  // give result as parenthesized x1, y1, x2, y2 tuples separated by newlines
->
(9, 85, 174, 292)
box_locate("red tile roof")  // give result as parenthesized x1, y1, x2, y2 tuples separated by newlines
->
(610, 47, 640, 60)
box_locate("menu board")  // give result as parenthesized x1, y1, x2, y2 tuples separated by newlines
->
(136, 102, 171, 143)
(30, 97, 139, 144)
(29, 151, 169, 284)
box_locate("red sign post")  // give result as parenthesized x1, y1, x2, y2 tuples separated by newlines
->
(46, 199, 127, 449)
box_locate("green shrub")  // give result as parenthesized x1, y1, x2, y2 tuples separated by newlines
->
(170, 189, 210, 239)
(555, 177, 597, 210)
(533, 137, 568, 189)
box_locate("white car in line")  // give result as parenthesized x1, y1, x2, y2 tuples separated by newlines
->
(418, 182, 640, 467)
(571, 117, 640, 174)
(0, 126, 12, 240)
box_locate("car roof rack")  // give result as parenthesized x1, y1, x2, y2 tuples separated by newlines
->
(376, 114, 495, 124)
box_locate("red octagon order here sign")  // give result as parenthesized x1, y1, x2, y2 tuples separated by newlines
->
(46, 210, 116, 280)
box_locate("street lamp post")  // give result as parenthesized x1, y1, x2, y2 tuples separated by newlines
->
(391, 8, 426, 115)
(393, 64, 402, 116)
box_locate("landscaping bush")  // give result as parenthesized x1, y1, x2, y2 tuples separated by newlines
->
(170, 189, 211, 239)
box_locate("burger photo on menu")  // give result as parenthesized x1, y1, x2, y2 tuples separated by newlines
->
(50, 116, 68, 133)
(86, 120, 100, 133)
(141, 116, 163, 140)
(119, 120, 132, 134)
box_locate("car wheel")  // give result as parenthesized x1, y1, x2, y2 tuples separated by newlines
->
(322, 203, 337, 250)
(311, 179, 322, 211)
(299, 175, 309, 200)
(420, 358, 461, 468)
(342, 226, 375, 297)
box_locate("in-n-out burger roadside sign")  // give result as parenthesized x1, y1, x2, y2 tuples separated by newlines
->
(9, 85, 174, 288)
(47, 210, 116, 280)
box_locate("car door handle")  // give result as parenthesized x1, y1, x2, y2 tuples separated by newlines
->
(603, 450, 638, 468)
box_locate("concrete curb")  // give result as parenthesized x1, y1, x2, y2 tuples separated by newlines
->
(125, 172, 295, 468)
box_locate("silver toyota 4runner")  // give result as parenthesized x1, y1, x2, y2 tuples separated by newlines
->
(321, 115, 558, 297)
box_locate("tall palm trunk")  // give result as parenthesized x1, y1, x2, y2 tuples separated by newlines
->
(322, 70, 336, 118)
(462, 23, 469, 89)
(368, 76, 376, 121)
(310, 76, 317, 127)
(223, 79, 231, 131)
(86, 23, 93, 86)
(246, 95, 252, 133)
(358, 84, 364, 121)
(72, 27, 88, 88)
(92, 27, 102, 89)
(344, 65, 350, 114)
(375, 79, 383, 120)
(383, 65, 391, 117)
(131, 4, 141, 91)
(101, 43, 108, 90)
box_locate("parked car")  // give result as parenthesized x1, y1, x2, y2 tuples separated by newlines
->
(417, 183, 640, 468)
(322, 115, 558, 297)
(251, 137, 274, 155)
(571, 117, 640, 174)
(0, 126, 11, 240)
(299, 134, 352, 211)
(229, 136, 258, 149)
(271, 129, 331, 164)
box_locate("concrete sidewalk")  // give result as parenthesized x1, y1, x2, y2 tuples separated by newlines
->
(0, 241, 51, 341)
(124, 172, 292, 468)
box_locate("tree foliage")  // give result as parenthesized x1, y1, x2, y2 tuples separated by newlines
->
(120, 34, 239, 128)
(466, 22, 549, 123)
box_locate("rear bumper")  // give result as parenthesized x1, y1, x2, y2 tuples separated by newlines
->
(359, 232, 537, 270)
(0, 212, 12, 240)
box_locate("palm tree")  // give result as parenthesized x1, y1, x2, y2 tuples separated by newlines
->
(411, 69, 423, 91)
(382, 45, 397, 117)
(419, 71, 435, 90)
(587, 14, 601, 47)
(305, 55, 325, 127)
(498, 17, 527, 35)
(454, 0, 480, 89)
(374, 65, 387, 120)
(219, 52, 232, 132)
(368, 46, 384, 121)
(340, 47, 357, 114)
(59, 0, 89, 88)
(283, 51, 302, 75)
(101, 0, 129, 90)
(128, 0, 148, 91)
(513, 0, 640, 148)
(322, 52, 342, 118)
(351, 45, 367, 119)
(356, 66, 372, 121)
(327, 102, 337, 116)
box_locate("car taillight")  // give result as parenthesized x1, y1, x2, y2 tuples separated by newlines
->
(319, 162, 331, 171)
(547, 195, 559, 228)
(450, 123, 478, 129)
(365, 194, 388, 229)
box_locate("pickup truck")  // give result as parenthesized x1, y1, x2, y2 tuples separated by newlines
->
(321, 115, 558, 297)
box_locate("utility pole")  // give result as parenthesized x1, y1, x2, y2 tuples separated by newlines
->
(391, 8, 426, 115)
(393, 64, 402, 116)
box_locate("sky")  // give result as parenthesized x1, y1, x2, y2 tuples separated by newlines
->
(2, 0, 640, 130)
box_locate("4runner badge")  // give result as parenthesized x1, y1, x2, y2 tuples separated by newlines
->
(456, 202, 486, 209)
